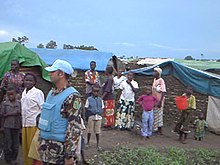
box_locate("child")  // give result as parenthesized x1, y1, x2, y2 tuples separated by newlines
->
(85, 85, 104, 151)
(0, 87, 6, 158)
(1, 84, 21, 164)
(137, 86, 158, 140)
(28, 113, 42, 165)
(174, 86, 196, 144)
(194, 113, 208, 141)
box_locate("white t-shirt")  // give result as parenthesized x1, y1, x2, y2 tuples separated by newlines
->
(113, 75, 127, 90)
(21, 87, 44, 127)
(120, 80, 139, 101)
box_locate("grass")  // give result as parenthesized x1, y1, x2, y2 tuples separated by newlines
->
(88, 147, 220, 165)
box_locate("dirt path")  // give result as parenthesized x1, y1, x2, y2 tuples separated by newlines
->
(0, 125, 219, 164)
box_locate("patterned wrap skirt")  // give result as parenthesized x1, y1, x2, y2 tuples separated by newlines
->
(103, 100, 115, 127)
(153, 107, 163, 131)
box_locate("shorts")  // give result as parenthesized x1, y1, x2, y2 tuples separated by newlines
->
(87, 117, 102, 134)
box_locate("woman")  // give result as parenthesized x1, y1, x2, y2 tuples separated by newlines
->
(152, 67, 166, 135)
(115, 72, 139, 130)
(21, 73, 44, 165)
(102, 66, 115, 128)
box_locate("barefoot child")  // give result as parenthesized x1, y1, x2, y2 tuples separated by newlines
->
(1, 84, 21, 164)
(137, 86, 158, 139)
(85, 85, 104, 151)
(194, 113, 208, 141)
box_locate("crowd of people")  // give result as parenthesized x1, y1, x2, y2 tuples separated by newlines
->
(0, 59, 208, 165)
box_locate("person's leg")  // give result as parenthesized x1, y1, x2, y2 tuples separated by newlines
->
(141, 111, 148, 138)
(179, 131, 183, 142)
(4, 128, 12, 163)
(22, 127, 37, 165)
(182, 133, 188, 144)
(95, 134, 100, 147)
(183, 111, 191, 131)
(11, 128, 20, 162)
(95, 120, 102, 150)
(87, 133, 91, 145)
(87, 117, 93, 145)
(158, 107, 164, 135)
(148, 110, 154, 137)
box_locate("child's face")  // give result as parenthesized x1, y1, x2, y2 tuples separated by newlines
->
(24, 75, 36, 90)
(199, 114, 204, 120)
(146, 88, 152, 95)
(7, 90, 16, 101)
(92, 88, 99, 97)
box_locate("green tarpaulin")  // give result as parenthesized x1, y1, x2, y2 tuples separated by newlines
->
(0, 42, 49, 81)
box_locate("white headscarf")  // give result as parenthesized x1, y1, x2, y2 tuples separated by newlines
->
(154, 67, 162, 76)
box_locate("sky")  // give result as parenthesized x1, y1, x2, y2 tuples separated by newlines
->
(0, 0, 220, 59)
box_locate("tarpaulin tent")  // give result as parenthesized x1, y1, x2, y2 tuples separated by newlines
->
(129, 60, 220, 134)
(129, 60, 220, 99)
(31, 48, 114, 71)
(0, 42, 49, 81)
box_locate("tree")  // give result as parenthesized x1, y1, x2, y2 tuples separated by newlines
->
(12, 36, 29, 45)
(46, 40, 57, 49)
(74, 45, 98, 51)
(63, 44, 74, 49)
(184, 55, 194, 60)
(37, 43, 44, 48)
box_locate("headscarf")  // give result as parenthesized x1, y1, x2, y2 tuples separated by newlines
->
(154, 67, 162, 76)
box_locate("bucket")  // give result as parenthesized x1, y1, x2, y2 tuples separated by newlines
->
(175, 96, 188, 110)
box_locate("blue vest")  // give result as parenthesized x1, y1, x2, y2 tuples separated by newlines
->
(87, 96, 103, 115)
(39, 87, 78, 142)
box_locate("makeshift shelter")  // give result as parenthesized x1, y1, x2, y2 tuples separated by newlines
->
(0, 42, 49, 81)
(129, 61, 220, 134)
(31, 47, 125, 95)
(31, 48, 124, 72)
(0, 42, 51, 95)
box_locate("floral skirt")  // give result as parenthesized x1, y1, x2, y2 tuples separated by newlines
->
(115, 99, 135, 129)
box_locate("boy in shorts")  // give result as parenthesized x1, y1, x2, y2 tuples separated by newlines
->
(85, 85, 104, 151)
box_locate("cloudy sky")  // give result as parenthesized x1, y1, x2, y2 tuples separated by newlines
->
(0, 0, 220, 59)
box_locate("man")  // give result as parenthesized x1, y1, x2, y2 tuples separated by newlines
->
(85, 61, 100, 97)
(1, 59, 25, 98)
(38, 59, 82, 165)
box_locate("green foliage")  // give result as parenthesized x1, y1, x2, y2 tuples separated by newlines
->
(74, 45, 98, 51)
(184, 55, 194, 60)
(12, 36, 29, 45)
(89, 147, 220, 165)
(63, 44, 98, 50)
(46, 40, 57, 49)
(37, 43, 44, 48)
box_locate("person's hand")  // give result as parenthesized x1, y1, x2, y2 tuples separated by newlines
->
(65, 157, 74, 165)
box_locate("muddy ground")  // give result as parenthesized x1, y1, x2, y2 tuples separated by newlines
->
(0, 124, 219, 165)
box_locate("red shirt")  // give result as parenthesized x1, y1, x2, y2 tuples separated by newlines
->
(137, 95, 158, 111)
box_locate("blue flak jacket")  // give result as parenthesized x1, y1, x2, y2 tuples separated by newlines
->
(39, 87, 78, 142)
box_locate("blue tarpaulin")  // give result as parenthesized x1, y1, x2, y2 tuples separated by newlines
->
(31, 48, 113, 71)
(129, 61, 220, 98)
